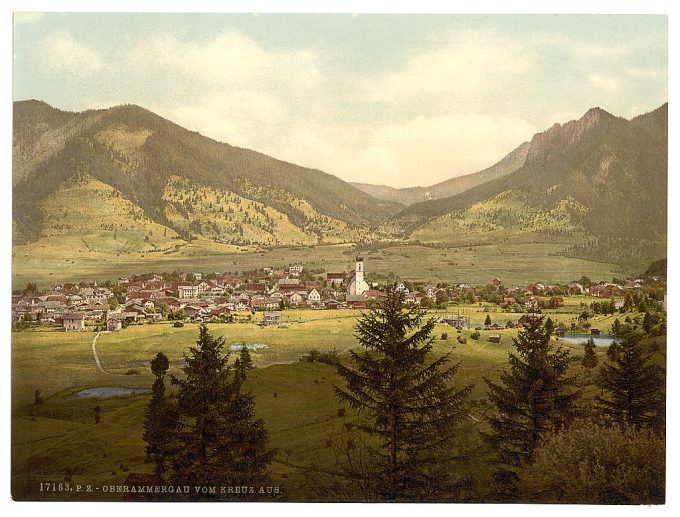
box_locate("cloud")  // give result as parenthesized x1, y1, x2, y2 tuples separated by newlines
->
(366, 30, 533, 102)
(587, 73, 621, 93)
(126, 31, 323, 89)
(14, 12, 44, 25)
(573, 42, 630, 62)
(37, 31, 102, 75)
(275, 113, 536, 188)
(625, 67, 664, 80)
(166, 92, 287, 149)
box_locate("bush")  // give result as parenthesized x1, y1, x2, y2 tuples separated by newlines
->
(518, 419, 665, 504)
(124, 369, 140, 375)
(441, 332, 448, 340)
(470, 331, 481, 340)
(301, 348, 339, 366)
(457, 336, 467, 344)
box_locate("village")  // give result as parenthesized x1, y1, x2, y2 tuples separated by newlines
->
(11, 256, 666, 334)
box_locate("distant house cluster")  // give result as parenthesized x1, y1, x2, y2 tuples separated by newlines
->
(11, 258, 665, 332)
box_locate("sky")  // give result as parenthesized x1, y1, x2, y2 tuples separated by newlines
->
(13, 13, 668, 188)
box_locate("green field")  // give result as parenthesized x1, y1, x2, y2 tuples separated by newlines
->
(12, 303, 650, 501)
(12, 240, 632, 291)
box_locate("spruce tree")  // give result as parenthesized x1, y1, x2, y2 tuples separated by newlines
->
(544, 317, 555, 336)
(335, 287, 472, 501)
(484, 314, 492, 326)
(168, 324, 274, 497)
(234, 345, 255, 384)
(582, 339, 599, 369)
(484, 315, 580, 500)
(143, 352, 177, 477)
(596, 329, 663, 427)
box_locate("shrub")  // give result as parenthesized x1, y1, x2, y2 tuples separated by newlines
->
(441, 332, 449, 340)
(518, 419, 665, 504)
(125, 369, 140, 375)
(470, 331, 481, 340)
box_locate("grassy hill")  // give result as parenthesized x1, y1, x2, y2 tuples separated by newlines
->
(13, 100, 399, 245)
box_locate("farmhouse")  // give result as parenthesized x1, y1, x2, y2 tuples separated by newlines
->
(327, 272, 346, 287)
(307, 288, 321, 305)
(63, 312, 86, 331)
(262, 312, 281, 327)
(488, 334, 501, 343)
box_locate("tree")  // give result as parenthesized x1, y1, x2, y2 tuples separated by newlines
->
(582, 339, 598, 369)
(93, 405, 101, 424)
(544, 317, 555, 336)
(484, 315, 580, 500)
(142, 352, 177, 477)
(642, 312, 653, 334)
(484, 314, 492, 326)
(596, 330, 663, 428)
(23, 282, 38, 294)
(167, 324, 274, 497)
(234, 345, 255, 384)
(334, 287, 472, 501)
(33, 389, 44, 405)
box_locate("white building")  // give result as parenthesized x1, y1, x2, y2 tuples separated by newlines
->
(347, 257, 370, 296)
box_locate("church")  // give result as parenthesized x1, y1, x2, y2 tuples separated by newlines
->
(347, 256, 370, 296)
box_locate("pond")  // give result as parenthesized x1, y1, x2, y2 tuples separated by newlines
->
(74, 387, 150, 398)
(557, 333, 619, 347)
(230, 343, 269, 351)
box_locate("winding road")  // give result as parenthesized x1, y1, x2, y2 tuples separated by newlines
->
(92, 331, 110, 374)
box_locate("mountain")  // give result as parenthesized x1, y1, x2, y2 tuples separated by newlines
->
(13, 100, 401, 247)
(399, 104, 668, 267)
(351, 141, 530, 206)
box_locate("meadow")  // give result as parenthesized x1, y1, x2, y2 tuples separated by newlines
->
(11, 303, 646, 501)
(12, 239, 632, 291)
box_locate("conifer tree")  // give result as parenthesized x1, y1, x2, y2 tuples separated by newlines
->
(596, 329, 663, 427)
(544, 317, 555, 336)
(582, 339, 599, 369)
(234, 345, 255, 385)
(167, 324, 274, 497)
(335, 287, 472, 501)
(484, 315, 580, 500)
(143, 352, 177, 477)
(484, 314, 492, 326)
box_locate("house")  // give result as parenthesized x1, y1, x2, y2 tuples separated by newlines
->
(288, 264, 304, 276)
(324, 299, 342, 310)
(492, 277, 503, 287)
(488, 333, 501, 344)
(262, 312, 281, 327)
(364, 289, 384, 301)
(346, 294, 367, 309)
(307, 288, 321, 305)
(517, 314, 535, 328)
(441, 315, 470, 330)
(63, 312, 86, 331)
(107, 317, 123, 331)
(327, 272, 346, 287)
(590, 328, 601, 336)
(549, 296, 565, 308)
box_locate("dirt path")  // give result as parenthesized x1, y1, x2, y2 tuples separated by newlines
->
(92, 331, 110, 374)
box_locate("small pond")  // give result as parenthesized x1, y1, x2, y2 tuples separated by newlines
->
(74, 387, 150, 398)
(557, 333, 619, 347)
(230, 343, 269, 351)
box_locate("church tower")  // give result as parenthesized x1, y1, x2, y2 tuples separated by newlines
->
(348, 256, 369, 296)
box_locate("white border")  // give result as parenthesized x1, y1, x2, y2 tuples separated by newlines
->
(1, 2, 676, 517)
